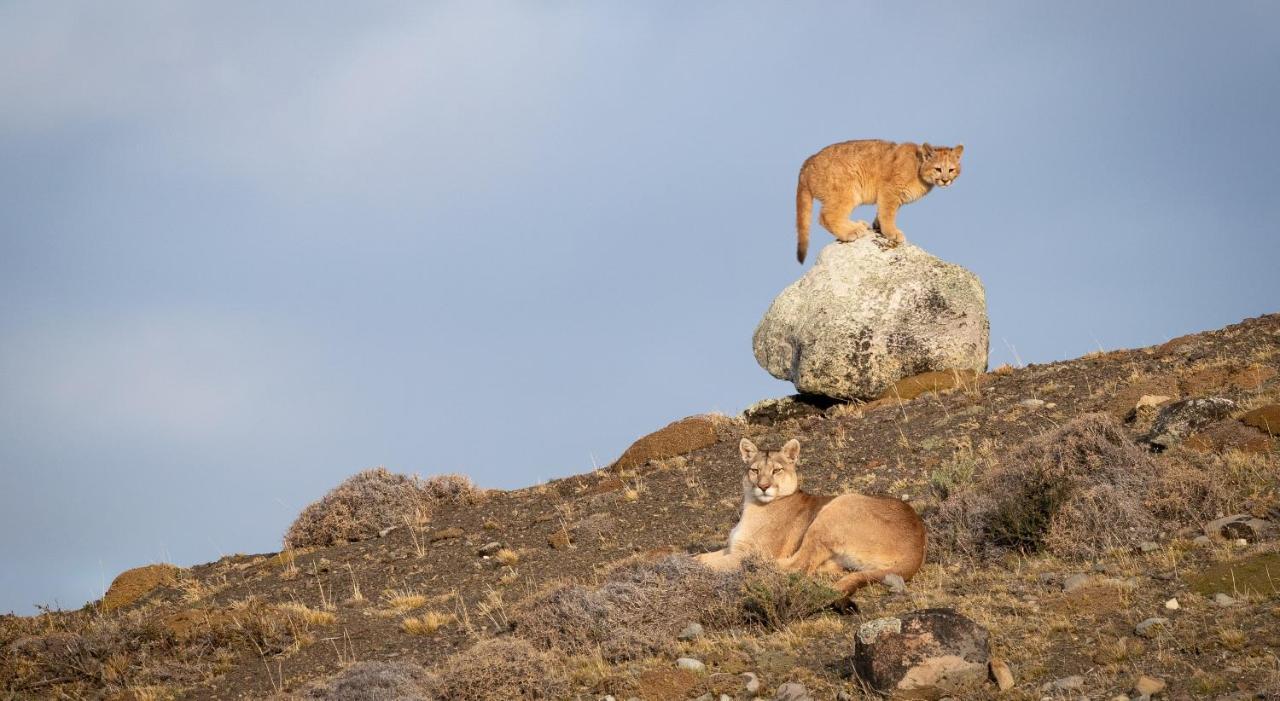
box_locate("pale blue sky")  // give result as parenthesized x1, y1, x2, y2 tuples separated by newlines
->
(2, 2, 1278, 613)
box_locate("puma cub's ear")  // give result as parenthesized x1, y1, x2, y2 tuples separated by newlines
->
(739, 438, 759, 463)
(780, 438, 801, 462)
(953, 143, 964, 157)
(919, 142, 934, 159)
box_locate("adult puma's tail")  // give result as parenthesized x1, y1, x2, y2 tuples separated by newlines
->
(795, 178, 813, 264)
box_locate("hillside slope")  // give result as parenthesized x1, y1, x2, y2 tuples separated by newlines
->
(3, 313, 1279, 700)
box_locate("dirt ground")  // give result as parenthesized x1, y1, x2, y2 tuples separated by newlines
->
(3, 313, 1279, 700)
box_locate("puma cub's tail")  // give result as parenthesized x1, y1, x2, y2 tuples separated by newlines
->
(795, 178, 813, 264)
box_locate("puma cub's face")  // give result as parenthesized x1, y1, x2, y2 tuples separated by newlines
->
(918, 143, 963, 188)
(739, 438, 800, 504)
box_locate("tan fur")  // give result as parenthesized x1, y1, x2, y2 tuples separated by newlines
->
(795, 140, 963, 262)
(696, 438, 926, 599)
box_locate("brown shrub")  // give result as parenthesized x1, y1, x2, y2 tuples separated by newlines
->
(930, 414, 1162, 559)
(610, 415, 721, 472)
(101, 563, 183, 612)
(285, 468, 481, 549)
(423, 637, 567, 701)
(0, 599, 301, 696)
(306, 660, 433, 700)
(1147, 449, 1280, 524)
(509, 554, 838, 662)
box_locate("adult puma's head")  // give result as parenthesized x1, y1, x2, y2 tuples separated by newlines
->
(738, 438, 800, 504)
(918, 143, 963, 188)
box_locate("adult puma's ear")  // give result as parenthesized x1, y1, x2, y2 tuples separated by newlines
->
(739, 438, 759, 463)
(953, 143, 964, 157)
(919, 142, 934, 160)
(780, 438, 801, 463)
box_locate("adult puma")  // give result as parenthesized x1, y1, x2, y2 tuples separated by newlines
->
(696, 438, 926, 598)
(795, 140, 964, 262)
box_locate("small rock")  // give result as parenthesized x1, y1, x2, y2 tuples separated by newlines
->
(720, 696, 732, 701)
(1134, 675, 1166, 697)
(1164, 598, 1180, 610)
(428, 526, 465, 542)
(741, 672, 761, 696)
(882, 573, 907, 594)
(836, 692, 852, 701)
(854, 608, 989, 697)
(477, 541, 504, 557)
(1193, 535, 1213, 548)
(773, 682, 812, 701)
(1136, 394, 1171, 410)
(989, 658, 1015, 690)
(1063, 573, 1093, 592)
(675, 657, 705, 674)
(1021, 398, 1046, 409)
(378, 525, 399, 537)
(1135, 617, 1169, 638)
(1044, 675, 1084, 692)
(1213, 593, 1237, 607)
(743, 395, 838, 424)
(1139, 541, 1159, 553)
(677, 622, 704, 641)
(1112, 696, 1132, 701)
(1235, 538, 1248, 547)
(1204, 514, 1278, 542)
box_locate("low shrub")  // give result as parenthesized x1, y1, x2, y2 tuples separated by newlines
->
(930, 414, 1162, 558)
(284, 468, 482, 549)
(509, 554, 838, 662)
(306, 660, 433, 701)
(423, 637, 567, 701)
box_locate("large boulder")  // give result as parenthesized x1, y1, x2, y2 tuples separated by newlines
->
(853, 608, 990, 699)
(753, 239, 988, 400)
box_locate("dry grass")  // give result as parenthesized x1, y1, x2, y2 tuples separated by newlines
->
(930, 413, 1163, 558)
(401, 611, 452, 636)
(495, 548, 520, 566)
(284, 468, 434, 549)
(508, 554, 839, 663)
(276, 602, 337, 627)
(423, 637, 567, 701)
(284, 469, 485, 550)
(305, 660, 434, 700)
(380, 589, 429, 615)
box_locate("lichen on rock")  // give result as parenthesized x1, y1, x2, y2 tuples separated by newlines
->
(753, 239, 988, 400)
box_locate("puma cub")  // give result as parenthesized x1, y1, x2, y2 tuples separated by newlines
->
(795, 139, 963, 262)
(696, 438, 926, 598)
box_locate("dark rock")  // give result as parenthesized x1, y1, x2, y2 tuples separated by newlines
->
(743, 395, 840, 424)
(853, 608, 989, 699)
(1204, 514, 1277, 542)
(1142, 397, 1237, 451)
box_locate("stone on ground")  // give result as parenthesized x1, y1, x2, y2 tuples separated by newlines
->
(853, 608, 990, 698)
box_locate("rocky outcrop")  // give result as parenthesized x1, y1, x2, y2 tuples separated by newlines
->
(610, 415, 722, 471)
(853, 608, 990, 698)
(753, 239, 988, 400)
(1142, 397, 1237, 451)
(102, 564, 182, 612)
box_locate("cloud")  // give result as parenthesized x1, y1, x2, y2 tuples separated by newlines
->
(0, 3, 598, 202)
(0, 308, 324, 442)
